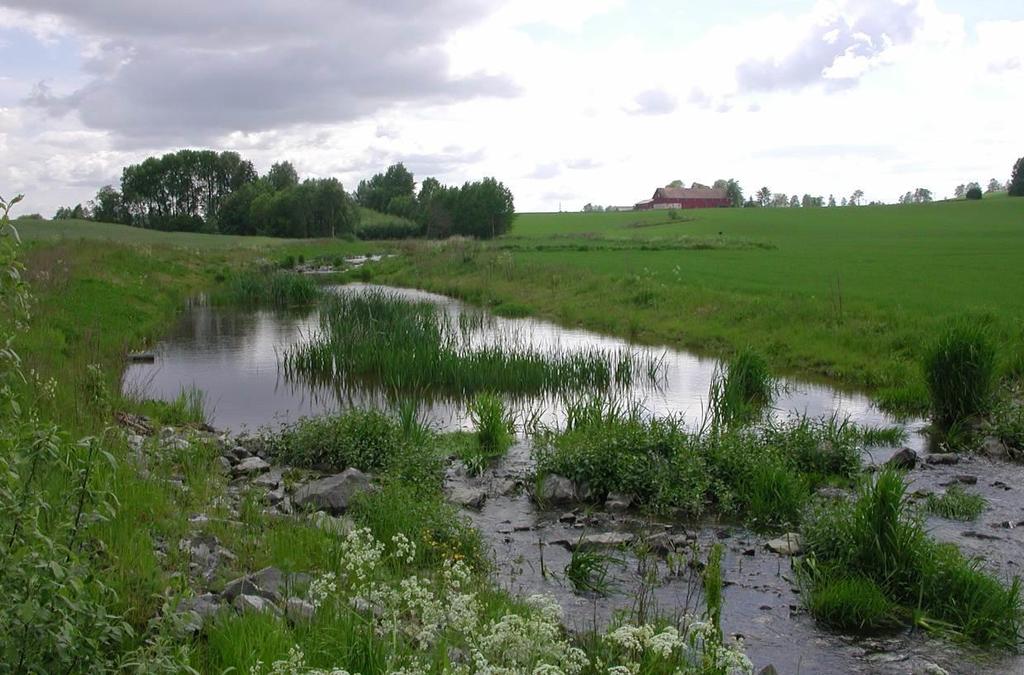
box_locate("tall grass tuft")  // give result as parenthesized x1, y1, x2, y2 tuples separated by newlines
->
(133, 385, 209, 426)
(707, 348, 776, 428)
(924, 486, 986, 521)
(800, 468, 1022, 646)
(213, 267, 322, 308)
(282, 289, 664, 399)
(923, 319, 997, 427)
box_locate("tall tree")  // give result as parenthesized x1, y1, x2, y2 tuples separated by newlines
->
(756, 187, 771, 207)
(1011, 157, 1024, 197)
(986, 178, 1003, 193)
(827, 194, 836, 207)
(713, 178, 743, 207)
(667, 179, 685, 188)
(267, 161, 300, 191)
(356, 163, 416, 214)
(954, 184, 966, 199)
(849, 189, 864, 206)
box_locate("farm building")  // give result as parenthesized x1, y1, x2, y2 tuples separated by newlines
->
(634, 186, 730, 210)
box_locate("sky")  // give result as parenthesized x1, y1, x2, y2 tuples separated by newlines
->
(0, 0, 1021, 216)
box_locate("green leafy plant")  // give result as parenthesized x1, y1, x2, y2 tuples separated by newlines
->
(924, 486, 986, 521)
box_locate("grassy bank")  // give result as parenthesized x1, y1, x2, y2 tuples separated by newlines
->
(378, 198, 1024, 414)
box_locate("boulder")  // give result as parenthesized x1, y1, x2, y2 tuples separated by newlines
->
(604, 493, 635, 512)
(447, 486, 487, 510)
(216, 456, 232, 473)
(251, 566, 285, 596)
(309, 511, 355, 536)
(234, 456, 270, 477)
(253, 467, 284, 488)
(232, 594, 280, 616)
(286, 597, 316, 621)
(166, 437, 190, 452)
(266, 486, 285, 506)
(980, 436, 1009, 459)
(885, 447, 918, 470)
(766, 533, 803, 556)
(221, 575, 261, 603)
(536, 474, 577, 504)
(293, 468, 374, 515)
(574, 532, 635, 550)
(179, 534, 233, 583)
(925, 453, 960, 465)
(175, 593, 222, 634)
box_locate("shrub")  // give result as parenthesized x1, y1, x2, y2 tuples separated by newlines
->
(267, 409, 404, 472)
(923, 319, 997, 427)
(965, 186, 983, 200)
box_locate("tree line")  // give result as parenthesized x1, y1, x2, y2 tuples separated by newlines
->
(54, 151, 515, 240)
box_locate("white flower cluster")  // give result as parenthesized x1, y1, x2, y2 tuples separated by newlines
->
(307, 572, 336, 610)
(250, 646, 355, 675)
(392, 533, 417, 565)
(602, 617, 753, 675)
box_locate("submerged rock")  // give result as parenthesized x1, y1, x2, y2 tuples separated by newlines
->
(885, 447, 918, 470)
(574, 532, 635, 550)
(925, 453, 960, 465)
(293, 468, 374, 515)
(766, 533, 803, 556)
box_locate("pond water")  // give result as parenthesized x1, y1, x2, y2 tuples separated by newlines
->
(123, 284, 1024, 674)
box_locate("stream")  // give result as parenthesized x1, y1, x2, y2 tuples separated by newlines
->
(123, 284, 1024, 674)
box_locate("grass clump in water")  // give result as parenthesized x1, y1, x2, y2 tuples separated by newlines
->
(707, 348, 776, 427)
(800, 468, 1021, 647)
(459, 392, 515, 476)
(565, 542, 619, 596)
(807, 576, 898, 632)
(923, 318, 997, 428)
(133, 385, 208, 427)
(924, 486, 986, 521)
(213, 266, 322, 307)
(283, 289, 663, 398)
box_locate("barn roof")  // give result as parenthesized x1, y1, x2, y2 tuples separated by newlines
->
(654, 186, 728, 200)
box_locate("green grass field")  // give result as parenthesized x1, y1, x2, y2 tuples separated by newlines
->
(380, 196, 1024, 412)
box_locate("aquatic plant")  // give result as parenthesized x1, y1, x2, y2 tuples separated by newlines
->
(923, 319, 997, 427)
(924, 486, 986, 521)
(214, 267, 322, 307)
(800, 469, 1022, 647)
(566, 541, 619, 596)
(135, 385, 209, 426)
(706, 348, 776, 428)
(282, 289, 664, 399)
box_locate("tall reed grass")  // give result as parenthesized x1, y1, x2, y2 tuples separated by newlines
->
(282, 290, 664, 399)
(706, 348, 776, 428)
(213, 267, 322, 308)
(923, 319, 997, 427)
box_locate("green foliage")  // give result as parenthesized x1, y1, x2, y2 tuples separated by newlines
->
(267, 409, 406, 473)
(807, 576, 897, 631)
(283, 290, 663, 398)
(356, 163, 416, 214)
(965, 186, 983, 200)
(924, 486, 986, 521)
(800, 469, 1022, 646)
(565, 543, 618, 595)
(213, 267, 322, 307)
(923, 319, 998, 427)
(470, 392, 514, 456)
(703, 543, 724, 636)
(707, 348, 775, 427)
(1010, 156, 1024, 197)
(134, 386, 209, 427)
(355, 207, 421, 239)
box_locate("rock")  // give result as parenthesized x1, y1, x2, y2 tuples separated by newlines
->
(293, 469, 374, 515)
(179, 534, 232, 583)
(232, 594, 281, 616)
(918, 663, 949, 675)
(166, 437, 190, 452)
(980, 436, 1009, 459)
(558, 512, 577, 524)
(231, 445, 252, 461)
(253, 467, 284, 488)
(940, 474, 978, 486)
(757, 666, 779, 675)
(222, 576, 261, 603)
(962, 530, 1001, 541)
(285, 597, 316, 621)
(309, 511, 355, 536)
(574, 532, 635, 550)
(536, 474, 577, 504)
(251, 566, 286, 596)
(766, 533, 803, 556)
(885, 447, 918, 470)
(127, 433, 146, 449)
(815, 487, 851, 500)
(447, 486, 487, 510)
(925, 453, 960, 465)
(216, 456, 232, 473)
(494, 479, 521, 496)
(604, 493, 634, 511)
(233, 456, 270, 477)
(176, 593, 222, 633)
(266, 486, 285, 506)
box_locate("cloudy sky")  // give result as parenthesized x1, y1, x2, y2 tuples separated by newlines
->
(1, 0, 1021, 215)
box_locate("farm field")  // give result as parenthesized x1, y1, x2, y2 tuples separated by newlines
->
(382, 196, 1024, 412)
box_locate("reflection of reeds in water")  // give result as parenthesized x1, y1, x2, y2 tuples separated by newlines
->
(281, 289, 666, 400)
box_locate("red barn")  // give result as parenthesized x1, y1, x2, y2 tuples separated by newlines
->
(634, 186, 730, 210)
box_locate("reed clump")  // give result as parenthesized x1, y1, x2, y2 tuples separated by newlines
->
(923, 319, 997, 428)
(213, 267, 322, 307)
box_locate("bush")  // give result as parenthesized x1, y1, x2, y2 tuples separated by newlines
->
(923, 319, 997, 427)
(267, 409, 405, 473)
(965, 186, 983, 200)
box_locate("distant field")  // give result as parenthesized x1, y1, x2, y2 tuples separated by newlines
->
(383, 195, 1024, 411)
(15, 218, 296, 249)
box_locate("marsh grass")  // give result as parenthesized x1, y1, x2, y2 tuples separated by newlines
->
(800, 469, 1021, 647)
(924, 486, 986, 521)
(924, 319, 998, 427)
(565, 542, 619, 596)
(282, 289, 664, 398)
(134, 385, 209, 427)
(706, 348, 776, 428)
(459, 393, 515, 476)
(213, 267, 322, 307)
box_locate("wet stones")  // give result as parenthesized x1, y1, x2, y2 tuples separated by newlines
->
(292, 468, 374, 515)
(980, 436, 1009, 459)
(447, 485, 487, 510)
(939, 474, 978, 487)
(765, 533, 803, 556)
(604, 493, 635, 511)
(233, 456, 270, 477)
(885, 447, 918, 470)
(536, 474, 577, 504)
(573, 532, 635, 550)
(925, 453, 960, 465)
